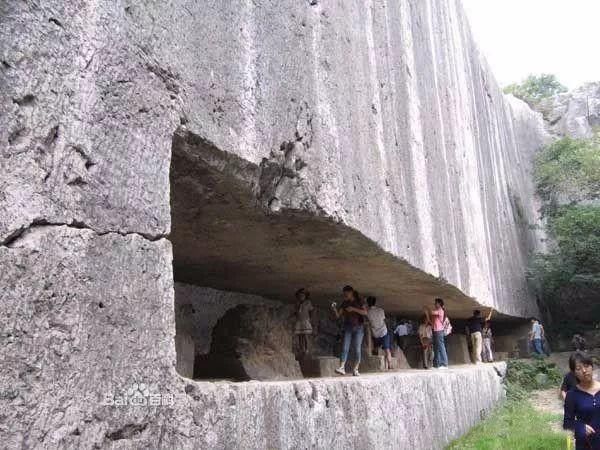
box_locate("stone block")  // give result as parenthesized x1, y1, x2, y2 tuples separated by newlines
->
(175, 333, 195, 378)
(446, 334, 471, 365)
(299, 356, 340, 377)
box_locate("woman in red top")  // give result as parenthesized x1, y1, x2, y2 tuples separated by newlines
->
(424, 298, 449, 369)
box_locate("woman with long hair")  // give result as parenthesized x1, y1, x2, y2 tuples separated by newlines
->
(563, 352, 600, 449)
(424, 298, 448, 369)
(332, 286, 367, 376)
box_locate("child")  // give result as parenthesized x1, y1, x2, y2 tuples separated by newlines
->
(482, 320, 494, 362)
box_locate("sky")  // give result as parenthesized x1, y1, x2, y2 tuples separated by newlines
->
(461, 0, 600, 90)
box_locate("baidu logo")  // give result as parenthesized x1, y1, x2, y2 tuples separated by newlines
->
(102, 382, 174, 407)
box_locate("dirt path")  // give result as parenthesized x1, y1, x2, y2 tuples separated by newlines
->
(530, 388, 563, 416)
(529, 388, 577, 450)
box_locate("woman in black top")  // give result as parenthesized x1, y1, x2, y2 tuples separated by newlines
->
(331, 286, 367, 376)
(563, 352, 600, 449)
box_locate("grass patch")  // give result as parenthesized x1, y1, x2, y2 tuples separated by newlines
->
(446, 400, 568, 450)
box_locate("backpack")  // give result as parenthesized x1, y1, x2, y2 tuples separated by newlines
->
(442, 312, 452, 336)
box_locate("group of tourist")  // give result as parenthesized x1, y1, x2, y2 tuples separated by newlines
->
(293, 285, 497, 375)
(296, 286, 600, 447)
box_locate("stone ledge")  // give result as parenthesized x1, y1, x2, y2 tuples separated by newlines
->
(183, 363, 507, 449)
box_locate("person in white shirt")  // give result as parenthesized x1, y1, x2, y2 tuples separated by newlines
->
(529, 317, 546, 356)
(366, 296, 392, 370)
(394, 320, 409, 351)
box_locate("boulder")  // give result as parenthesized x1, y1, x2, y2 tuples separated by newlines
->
(446, 334, 471, 365)
(207, 304, 302, 381)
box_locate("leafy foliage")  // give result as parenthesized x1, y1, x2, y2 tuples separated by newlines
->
(528, 134, 600, 334)
(506, 359, 562, 393)
(534, 137, 600, 204)
(504, 74, 567, 106)
(553, 207, 600, 274)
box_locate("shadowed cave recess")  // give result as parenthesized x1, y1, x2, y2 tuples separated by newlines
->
(169, 127, 529, 380)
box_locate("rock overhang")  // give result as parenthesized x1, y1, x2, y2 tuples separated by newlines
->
(171, 127, 526, 320)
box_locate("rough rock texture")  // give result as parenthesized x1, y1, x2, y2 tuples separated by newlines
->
(0, 227, 179, 448)
(538, 82, 600, 138)
(175, 283, 338, 366)
(175, 283, 277, 355)
(1, 1, 545, 317)
(207, 305, 302, 381)
(0, 0, 545, 447)
(175, 334, 195, 379)
(446, 334, 471, 365)
(166, 0, 548, 318)
(185, 364, 506, 450)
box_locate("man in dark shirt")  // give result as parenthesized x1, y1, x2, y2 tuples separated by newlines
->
(560, 370, 579, 401)
(466, 309, 493, 364)
(331, 285, 367, 376)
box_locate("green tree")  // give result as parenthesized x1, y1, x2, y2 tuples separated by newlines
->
(528, 134, 600, 334)
(504, 74, 568, 106)
(534, 136, 600, 205)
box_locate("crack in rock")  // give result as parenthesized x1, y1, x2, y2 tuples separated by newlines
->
(1, 219, 166, 248)
(105, 423, 148, 441)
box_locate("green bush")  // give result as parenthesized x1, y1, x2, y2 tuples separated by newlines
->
(534, 137, 600, 204)
(506, 359, 563, 392)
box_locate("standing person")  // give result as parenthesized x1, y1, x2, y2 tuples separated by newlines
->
(529, 318, 546, 357)
(424, 298, 448, 369)
(418, 315, 434, 369)
(394, 320, 409, 351)
(560, 367, 579, 402)
(293, 288, 313, 357)
(467, 309, 493, 364)
(482, 320, 494, 363)
(563, 352, 600, 449)
(366, 296, 392, 370)
(331, 286, 367, 376)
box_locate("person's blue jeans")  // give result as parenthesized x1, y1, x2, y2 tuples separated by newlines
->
(532, 338, 544, 355)
(433, 331, 448, 367)
(340, 325, 365, 365)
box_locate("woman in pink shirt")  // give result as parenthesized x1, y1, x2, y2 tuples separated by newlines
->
(424, 298, 449, 369)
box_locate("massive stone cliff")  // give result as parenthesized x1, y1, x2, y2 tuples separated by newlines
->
(1, 0, 544, 448)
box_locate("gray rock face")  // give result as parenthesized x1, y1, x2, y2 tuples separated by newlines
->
(0, 226, 178, 448)
(2, 0, 545, 318)
(538, 82, 600, 138)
